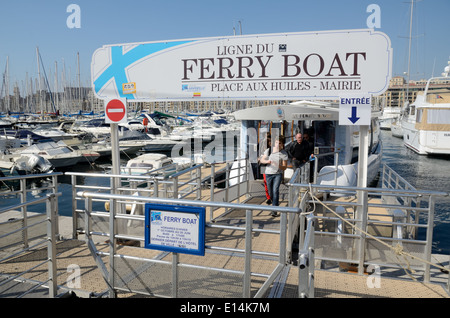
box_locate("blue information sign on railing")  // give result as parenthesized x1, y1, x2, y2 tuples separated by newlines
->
(144, 203, 205, 256)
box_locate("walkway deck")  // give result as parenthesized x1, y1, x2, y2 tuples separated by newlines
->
(0, 186, 448, 298)
(0, 168, 449, 298)
(0, 237, 448, 298)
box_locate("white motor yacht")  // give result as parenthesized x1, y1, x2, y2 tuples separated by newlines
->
(379, 106, 401, 130)
(121, 153, 191, 176)
(0, 153, 53, 177)
(400, 59, 450, 155)
(391, 117, 404, 138)
(32, 124, 80, 141)
(401, 86, 450, 155)
(16, 141, 85, 168)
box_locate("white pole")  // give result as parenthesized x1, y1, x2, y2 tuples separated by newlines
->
(356, 124, 369, 274)
(110, 123, 121, 187)
(357, 125, 369, 188)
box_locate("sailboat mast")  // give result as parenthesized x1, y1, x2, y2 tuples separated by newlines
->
(6, 56, 10, 112)
(54, 61, 59, 113)
(405, 0, 414, 105)
(36, 47, 43, 114)
(77, 52, 81, 111)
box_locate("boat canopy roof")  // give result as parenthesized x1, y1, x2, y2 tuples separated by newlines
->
(233, 100, 382, 122)
(233, 101, 340, 121)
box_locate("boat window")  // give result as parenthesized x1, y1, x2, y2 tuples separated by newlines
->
(148, 128, 161, 135)
(416, 109, 423, 123)
(313, 121, 335, 168)
(427, 109, 450, 125)
(130, 163, 153, 169)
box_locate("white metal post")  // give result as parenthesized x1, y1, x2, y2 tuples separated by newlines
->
(46, 194, 57, 297)
(357, 125, 369, 274)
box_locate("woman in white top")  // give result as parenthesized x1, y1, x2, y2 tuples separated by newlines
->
(259, 136, 288, 216)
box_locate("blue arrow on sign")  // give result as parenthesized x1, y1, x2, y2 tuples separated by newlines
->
(348, 106, 360, 124)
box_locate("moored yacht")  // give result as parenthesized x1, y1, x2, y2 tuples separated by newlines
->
(16, 141, 86, 168)
(401, 85, 450, 155)
(400, 59, 450, 155)
(121, 153, 192, 176)
(380, 106, 401, 130)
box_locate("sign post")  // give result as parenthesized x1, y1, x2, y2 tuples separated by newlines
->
(104, 98, 127, 180)
(338, 94, 372, 187)
(104, 98, 128, 234)
(338, 95, 372, 275)
(103, 98, 128, 273)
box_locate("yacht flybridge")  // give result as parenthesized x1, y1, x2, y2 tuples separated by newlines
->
(232, 100, 382, 187)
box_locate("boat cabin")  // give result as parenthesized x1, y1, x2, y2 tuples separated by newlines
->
(233, 101, 382, 187)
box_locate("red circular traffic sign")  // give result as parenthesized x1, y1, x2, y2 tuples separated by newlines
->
(106, 99, 126, 122)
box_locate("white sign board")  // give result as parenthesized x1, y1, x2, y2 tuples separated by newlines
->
(339, 95, 372, 125)
(91, 29, 392, 101)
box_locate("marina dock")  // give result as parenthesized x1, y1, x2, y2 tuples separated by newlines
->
(2, 1, 450, 303)
(0, 164, 449, 298)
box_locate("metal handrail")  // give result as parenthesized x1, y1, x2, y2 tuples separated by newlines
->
(289, 164, 448, 282)
(0, 193, 59, 297)
(298, 213, 315, 298)
(77, 190, 300, 298)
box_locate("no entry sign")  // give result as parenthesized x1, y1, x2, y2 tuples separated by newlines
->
(105, 98, 127, 123)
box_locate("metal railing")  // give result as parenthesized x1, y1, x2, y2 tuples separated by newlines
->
(68, 157, 315, 297)
(0, 173, 62, 298)
(0, 172, 62, 249)
(297, 213, 315, 298)
(67, 163, 204, 238)
(66, 158, 251, 238)
(77, 191, 302, 298)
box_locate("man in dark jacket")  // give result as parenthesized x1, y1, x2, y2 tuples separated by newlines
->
(286, 133, 311, 170)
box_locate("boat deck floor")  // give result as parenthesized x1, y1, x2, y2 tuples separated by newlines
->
(0, 181, 448, 298)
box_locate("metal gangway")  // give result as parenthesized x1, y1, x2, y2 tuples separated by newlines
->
(68, 158, 314, 298)
(1, 159, 448, 298)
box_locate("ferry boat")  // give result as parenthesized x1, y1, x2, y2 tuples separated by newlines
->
(232, 101, 382, 187)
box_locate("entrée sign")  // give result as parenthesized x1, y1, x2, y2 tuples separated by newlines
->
(92, 29, 392, 101)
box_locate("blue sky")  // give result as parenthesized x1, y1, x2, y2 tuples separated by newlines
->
(1, 0, 449, 94)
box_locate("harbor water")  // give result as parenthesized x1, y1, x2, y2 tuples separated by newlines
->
(378, 130, 450, 255)
(1, 132, 449, 254)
